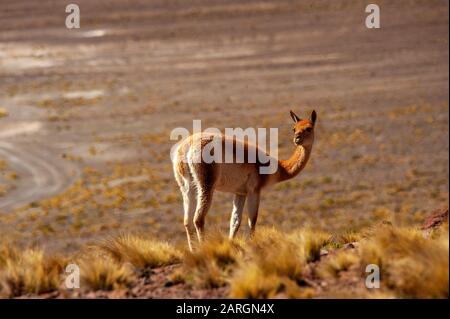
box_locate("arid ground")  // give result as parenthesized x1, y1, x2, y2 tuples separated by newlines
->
(0, 0, 448, 298)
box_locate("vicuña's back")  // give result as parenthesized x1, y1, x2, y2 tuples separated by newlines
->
(173, 110, 317, 251)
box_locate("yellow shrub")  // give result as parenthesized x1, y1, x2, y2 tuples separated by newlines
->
(0, 247, 65, 297)
(359, 227, 449, 298)
(337, 231, 362, 244)
(230, 263, 285, 298)
(79, 256, 135, 291)
(0, 107, 8, 118)
(229, 227, 328, 298)
(287, 228, 332, 263)
(182, 234, 243, 288)
(316, 251, 359, 279)
(97, 234, 182, 269)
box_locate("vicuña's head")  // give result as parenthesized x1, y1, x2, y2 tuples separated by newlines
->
(289, 110, 317, 147)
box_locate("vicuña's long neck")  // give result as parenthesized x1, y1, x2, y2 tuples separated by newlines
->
(276, 143, 313, 183)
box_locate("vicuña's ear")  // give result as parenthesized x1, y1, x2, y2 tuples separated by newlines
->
(290, 110, 300, 123)
(311, 110, 317, 125)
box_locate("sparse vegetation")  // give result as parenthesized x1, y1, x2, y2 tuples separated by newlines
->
(0, 245, 65, 297)
(316, 250, 359, 279)
(79, 256, 135, 291)
(182, 234, 243, 288)
(0, 222, 447, 298)
(228, 227, 330, 298)
(337, 231, 362, 244)
(97, 234, 182, 269)
(0, 108, 8, 118)
(359, 226, 449, 298)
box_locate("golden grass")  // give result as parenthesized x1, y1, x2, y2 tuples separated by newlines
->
(0, 223, 447, 298)
(182, 234, 243, 288)
(230, 263, 288, 298)
(247, 229, 304, 281)
(97, 234, 182, 269)
(316, 251, 359, 279)
(0, 107, 8, 118)
(0, 245, 65, 297)
(229, 227, 330, 298)
(359, 226, 449, 298)
(0, 233, 182, 296)
(287, 228, 332, 263)
(337, 231, 362, 244)
(79, 255, 135, 291)
(0, 185, 6, 197)
(0, 159, 6, 171)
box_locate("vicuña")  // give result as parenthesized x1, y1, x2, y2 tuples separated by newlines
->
(173, 110, 317, 250)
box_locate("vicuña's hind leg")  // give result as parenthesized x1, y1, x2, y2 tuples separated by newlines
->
(247, 192, 260, 237)
(173, 158, 197, 251)
(229, 194, 246, 239)
(182, 185, 197, 251)
(190, 163, 216, 243)
(193, 188, 213, 242)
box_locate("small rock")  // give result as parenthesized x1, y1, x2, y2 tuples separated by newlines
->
(421, 208, 449, 231)
(320, 248, 329, 256)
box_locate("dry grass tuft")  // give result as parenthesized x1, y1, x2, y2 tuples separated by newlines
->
(182, 234, 243, 288)
(0, 107, 8, 118)
(337, 231, 362, 244)
(79, 255, 135, 291)
(1, 223, 447, 299)
(230, 263, 289, 298)
(248, 232, 303, 282)
(316, 251, 359, 279)
(287, 228, 332, 263)
(97, 234, 182, 269)
(229, 227, 330, 298)
(359, 226, 449, 298)
(0, 244, 19, 267)
(0, 245, 65, 297)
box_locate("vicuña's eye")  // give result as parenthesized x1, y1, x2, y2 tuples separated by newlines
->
(305, 127, 312, 133)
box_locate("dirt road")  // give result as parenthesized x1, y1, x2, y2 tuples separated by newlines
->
(0, 102, 79, 211)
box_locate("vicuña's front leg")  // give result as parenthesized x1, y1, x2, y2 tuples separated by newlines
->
(247, 192, 260, 236)
(229, 194, 246, 239)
